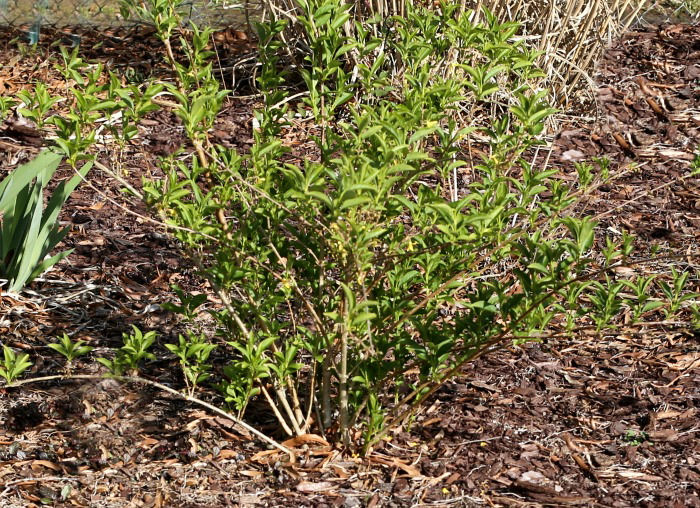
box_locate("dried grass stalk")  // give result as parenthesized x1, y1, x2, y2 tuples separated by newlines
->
(258, 0, 648, 105)
(465, 0, 648, 104)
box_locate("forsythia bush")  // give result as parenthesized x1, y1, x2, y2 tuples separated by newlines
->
(125, 0, 697, 450)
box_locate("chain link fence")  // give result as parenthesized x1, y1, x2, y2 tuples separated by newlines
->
(0, 0, 255, 29)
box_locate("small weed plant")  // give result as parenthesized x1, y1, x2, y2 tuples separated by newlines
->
(0, 345, 33, 384)
(16, 83, 60, 129)
(166, 331, 217, 397)
(623, 429, 650, 447)
(49, 333, 94, 369)
(50, 46, 163, 166)
(97, 326, 157, 376)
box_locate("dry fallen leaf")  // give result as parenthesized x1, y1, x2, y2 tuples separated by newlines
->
(369, 454, 421, 477)
(30, 460, 61, 471)
(647, 429, 679, 442)
(282, 433, 330, 449)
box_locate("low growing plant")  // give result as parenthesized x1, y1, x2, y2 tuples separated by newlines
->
(51, 46, 163, 166)
(49, 333, 94, 368)
(97, 325, 157, 376)
(0, 150, 91, 293)
(16, 83, 60, 129)
(0, 96, 15, 122)
(659, 267, 697, 318)
(623, 429, 650, 446)
(166, 331, 216, 396)
(622, 275, 664, 323)
(0, 345, 33, 384)
(161, 284, 208, 322)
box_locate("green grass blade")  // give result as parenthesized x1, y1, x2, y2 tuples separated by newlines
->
(1, 184, 37, 260)
(0, 150, 62, 213)
(38, 161, 92, 241)
(7, 183, 44, 292)
(28, 248, 74, 283)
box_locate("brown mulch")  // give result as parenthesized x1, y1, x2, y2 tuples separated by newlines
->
(0, 21, 698, 507)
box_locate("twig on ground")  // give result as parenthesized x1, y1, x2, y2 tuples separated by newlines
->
(4, 374, 296, 462)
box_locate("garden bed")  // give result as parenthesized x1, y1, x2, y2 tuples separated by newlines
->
(0, 20, 698, 507)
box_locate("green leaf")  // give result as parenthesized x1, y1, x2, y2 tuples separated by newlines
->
(527, 262, 549, 274)
(0, 150, 62, 212)
(0, 152, 88, 292)
(338, 196, 371, 210)
(642, 301, 664, 313)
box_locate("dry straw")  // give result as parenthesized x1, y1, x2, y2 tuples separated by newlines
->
(260, 0, 648, 105)
(480, 0, 647, 104)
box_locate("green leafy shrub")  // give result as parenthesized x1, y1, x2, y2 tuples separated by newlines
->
(130, 0, 696, 451)
(0, 150, 91, 293)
